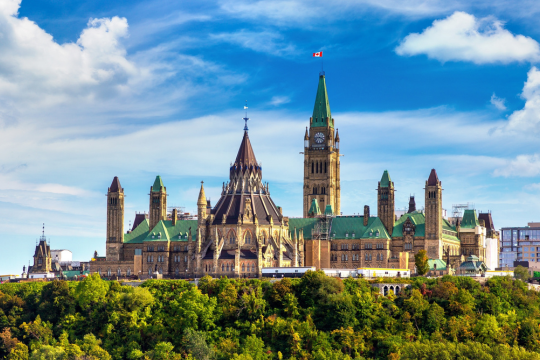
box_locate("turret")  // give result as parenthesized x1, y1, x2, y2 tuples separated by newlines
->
(197, 181, 207, 227)
(106, 176, 124, 261)
(149, 176, 167, 230)
(377, 170, 395, 235)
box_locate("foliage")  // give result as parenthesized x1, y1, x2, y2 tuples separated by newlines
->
(515, 266, 531, 281)
(414, 250, 429, 276)
(3, 274, 540, 359)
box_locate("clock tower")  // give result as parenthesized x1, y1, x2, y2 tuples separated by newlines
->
(303, 72, 341, 217)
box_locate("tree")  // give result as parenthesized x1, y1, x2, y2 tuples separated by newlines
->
(183, 328, 214, 360)
(414, 250, 429, 276)
(8, 343, 29, 360)
(514, 266, 530, 282)
(74, 273, 108, 311)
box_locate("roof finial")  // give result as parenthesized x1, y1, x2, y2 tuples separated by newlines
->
(42, 223, 45, 237)
(243, 101, 249, 131)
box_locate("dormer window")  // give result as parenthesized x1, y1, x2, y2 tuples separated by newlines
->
(158, 233, 161, 239)
(376, 230, 380, 236)
(345, 232, 349, 238)
(352, 233, 355, 238)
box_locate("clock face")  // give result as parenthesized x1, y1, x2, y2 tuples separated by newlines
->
(314, 132, 325, 144)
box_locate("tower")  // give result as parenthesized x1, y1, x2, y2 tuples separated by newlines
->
(377, 170, 395, 235)
(408, 196, 416, 213)
(32, 224, 52, 273)
(149, 175, 167, 230)
(303, 72, 340, 217)
(425, 169, 443, 259)
(106, 176, 124, 261)
(197, 181, 207, 227)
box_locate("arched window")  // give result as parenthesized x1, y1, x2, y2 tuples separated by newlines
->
(311, 161, 314, 173)
(252, 264, 255, 272)
(245, 232, 251, 244)
(316, 162, 319, 173)
(313, 187, 317, 195)
(175, 268, 179, 275)
(148, 269, 152, 275)
(230, 233, 235, 244)
(322, 187, 326, 194)
(226, 263, 229, 272)
(222, 264, 225, 272)
(107, 269, 111, 277)
(242, 263, 245, 272)
(127, 268, 131, 276)
(117, 268, 121, 276)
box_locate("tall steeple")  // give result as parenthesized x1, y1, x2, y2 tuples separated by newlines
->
(149, 175, 167, 230)
(106, 176, 124, 261)
(197, 181, 207, 227)
(303, 73, 340, 217)
(425, 168, 443, 259)
(377, 170, 395, 235)
(311, 74, 333, 128)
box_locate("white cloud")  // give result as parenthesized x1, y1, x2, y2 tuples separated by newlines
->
(0, 0, 144, 106)
(270, 96, 291, 106)
(490, 93, 507, 110)
(396, 11, 540, 64)
(210, 30, 296, 57)
(494, 154, 540, 177)
(506, 66, 540, 132)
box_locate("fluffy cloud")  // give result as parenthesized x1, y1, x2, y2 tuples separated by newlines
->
(506, 66, 540, 132)
(490, 93, 506, 110)
(0, 0, 144, 106)
(494, 154, 540, 177)
(396, 11, 540, 64)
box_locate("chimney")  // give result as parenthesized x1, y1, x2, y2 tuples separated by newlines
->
(364, 205, 370, 226)
(172, 208, 178, 226)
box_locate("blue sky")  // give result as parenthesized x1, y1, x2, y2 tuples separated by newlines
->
(1, 0, 540, 274)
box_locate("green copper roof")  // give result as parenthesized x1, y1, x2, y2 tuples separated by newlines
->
(123, 219, 197, 244)
(461, 209, 479, 229)
(324, 205, 334, 216)
(380, 170, 392, 187)
(289, 218, 319, 240)
(124, 219, 150, 244)
(152, 175, 164, 192)
(311, 74, 333, 128)
(428, 259, 447, 271)
(361, 217, 391, 239)
(392, 211, 426, 238)
(308, 198, 321, 216)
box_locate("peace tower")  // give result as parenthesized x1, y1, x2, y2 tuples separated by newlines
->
(303, 72, 341, 217)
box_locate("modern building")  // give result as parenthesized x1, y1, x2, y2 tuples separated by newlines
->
(500, 223, 540, 268)
(92, 72, 498, 278)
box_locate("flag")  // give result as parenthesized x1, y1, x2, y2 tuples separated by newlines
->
(313, 51, 323, 57)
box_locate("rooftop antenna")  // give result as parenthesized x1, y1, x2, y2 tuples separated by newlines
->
(243, 101, 249, 131)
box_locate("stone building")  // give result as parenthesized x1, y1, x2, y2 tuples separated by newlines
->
(92, 127, 302, 278)
(92, 71, 498, 277)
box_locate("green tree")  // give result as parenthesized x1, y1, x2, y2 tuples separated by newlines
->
(74, 273, 108, 311)
(514, 266, 530, 282)
(8, 343, 29, 360)
(29, 346, 66, 360)
(415, 250, 429, 276)
(183, 328, 214, 360)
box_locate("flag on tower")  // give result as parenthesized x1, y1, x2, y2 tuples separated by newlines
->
(313, 51, 323, 57)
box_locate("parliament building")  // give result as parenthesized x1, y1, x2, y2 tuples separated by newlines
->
(91, 72, 498, 278)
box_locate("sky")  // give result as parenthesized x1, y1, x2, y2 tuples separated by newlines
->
(1, 0, 540, 274)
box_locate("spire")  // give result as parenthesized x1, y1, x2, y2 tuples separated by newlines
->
(335, 128, 340, 142)
(234, 131, 258, 170)
(311, 73, 333, 128)
(197, 181, 207, 206)
(408, 196, 416, 213)
(304, 127, 309, 140)
(380, 170, 392, 188)
(109, 176, 122, 192)
(427, 169, 440, 186)
(152, 175, 164, 192)
(308, 198, 321, 217)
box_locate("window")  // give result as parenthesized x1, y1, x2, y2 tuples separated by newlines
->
(242, 264, 245, 272)
(226, 264, 230, 272)
(107, 269, 111, 277)
(345, 232, 349, 238)
(245, 232, 251, 244)
(252, 264, 255, 272)
(377, 243, 384, 250)
(222, 264, 225, 272)
(148, 269, 152, 275)
(341, 244, 349, 250)
(311, 162, 314, 173)
(364, 243, 372, 249)
(175, 268, 179, 275)
(365, 253, 372, 261)
(185, 245, 189, 251)
(147, 246, 154, 252)
(324, 161, 327, 173)
(157, 245, 165, 251)
(117, 268, 121, 276)
(230, 234, 235, 244)
(127, 268, 131, 276)
(38, 257, 43, 265)
(185, 256, 188, 262)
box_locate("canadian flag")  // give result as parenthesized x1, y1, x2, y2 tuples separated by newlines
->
(313, 51, 323, 57)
